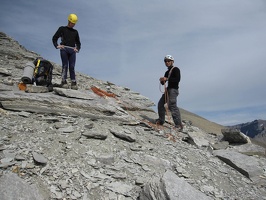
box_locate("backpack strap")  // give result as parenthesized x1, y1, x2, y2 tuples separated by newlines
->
(34, 59, 41, 77)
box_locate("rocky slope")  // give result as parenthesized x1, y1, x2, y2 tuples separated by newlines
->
(0, 32, 266, 200)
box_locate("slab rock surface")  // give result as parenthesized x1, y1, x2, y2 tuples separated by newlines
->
(0, 32, 266, 199)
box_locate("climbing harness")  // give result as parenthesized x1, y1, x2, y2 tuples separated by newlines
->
(57, 45, 77, 50)
(63, 45, 76, 50)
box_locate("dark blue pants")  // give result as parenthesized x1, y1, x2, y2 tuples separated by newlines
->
(60, 48, 76, 82)
(158, 88, 182, 126)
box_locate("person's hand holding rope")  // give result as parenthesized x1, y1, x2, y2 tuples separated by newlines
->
(159, 77, 167, 84)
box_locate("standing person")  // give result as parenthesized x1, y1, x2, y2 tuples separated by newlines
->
(52, 13, 81, 90)
(156, 55, 183, 130)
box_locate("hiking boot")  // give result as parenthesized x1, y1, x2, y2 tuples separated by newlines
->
(61, 80, 68, 89)
(47, 84, 53, 92)
(155, 119, 164, 125)
(175, 124, 183, 131)
(71, 81, 78, 90)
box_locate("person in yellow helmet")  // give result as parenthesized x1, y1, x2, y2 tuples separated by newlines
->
(52, 14, 81, 90)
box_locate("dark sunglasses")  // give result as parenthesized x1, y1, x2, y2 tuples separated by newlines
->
(164, 60, 172, 63)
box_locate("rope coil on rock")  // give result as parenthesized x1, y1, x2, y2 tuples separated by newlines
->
(91, 86, 117, 99)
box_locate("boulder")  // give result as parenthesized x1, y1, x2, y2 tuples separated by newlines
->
(213, 149, 264, 181)
(139, 170, 212, 200)
(221, 128, 250, 144)
(0, 173, 46, 200)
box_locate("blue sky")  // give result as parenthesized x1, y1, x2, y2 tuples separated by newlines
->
(1, 0, 266, 126)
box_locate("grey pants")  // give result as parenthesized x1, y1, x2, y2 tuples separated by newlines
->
(158, 88, 182, 126)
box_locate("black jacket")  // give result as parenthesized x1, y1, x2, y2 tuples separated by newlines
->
(52, 26, 81, 51)
(162, 66, 181, 89)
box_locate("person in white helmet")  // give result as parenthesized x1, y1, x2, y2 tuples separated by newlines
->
(156, 55, 183, 130)
(52, 14, 81, 90)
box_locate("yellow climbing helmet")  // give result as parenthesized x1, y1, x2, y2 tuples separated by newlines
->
(68, 14, 78, 24)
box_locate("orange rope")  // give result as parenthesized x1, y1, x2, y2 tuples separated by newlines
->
(91, 86, 117, 99)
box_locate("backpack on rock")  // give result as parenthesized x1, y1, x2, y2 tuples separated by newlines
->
(32, 57, 53, 91)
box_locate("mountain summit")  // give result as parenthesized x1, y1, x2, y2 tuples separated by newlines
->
(0, 32, 265, 200)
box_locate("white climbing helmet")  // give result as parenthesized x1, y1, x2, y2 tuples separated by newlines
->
(164, 55, 174, 61)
